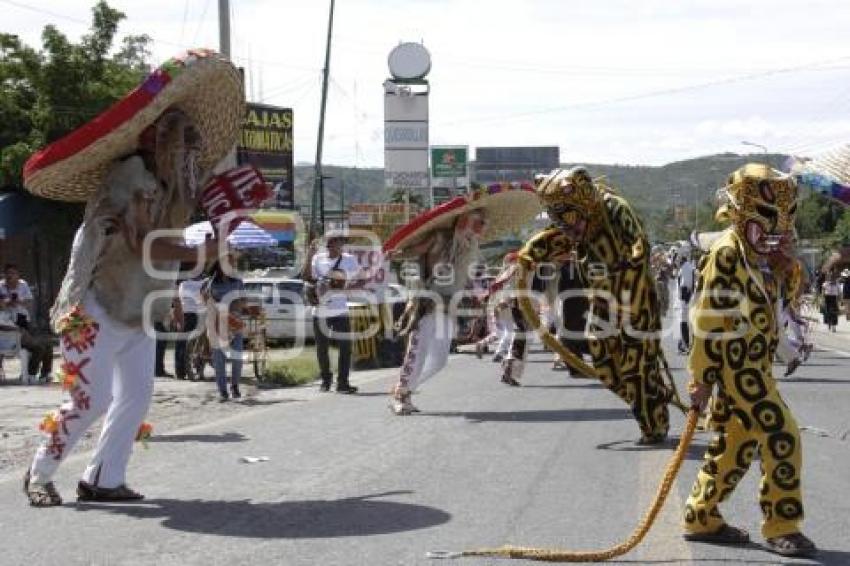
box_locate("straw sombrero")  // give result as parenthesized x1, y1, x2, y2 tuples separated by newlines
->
(23, 48, 244, 202)
(382, 182, 540, 253)
(792, 145, 850, 206)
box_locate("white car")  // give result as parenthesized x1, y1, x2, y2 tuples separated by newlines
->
(242, 278, 315, 343)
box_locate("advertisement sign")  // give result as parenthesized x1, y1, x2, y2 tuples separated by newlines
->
(385, 122, 428, 149)
(384, 79, 429, 191)
(384, 150, 429, 189)
(474, 146, 559, 184)
(237, 103, 294, 209)
(348, 203, 416, 242)
(431, 146, 467, 178)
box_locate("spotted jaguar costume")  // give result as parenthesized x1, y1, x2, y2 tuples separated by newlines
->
(682, 164, 816, 557)
(520, 167, 673, 443)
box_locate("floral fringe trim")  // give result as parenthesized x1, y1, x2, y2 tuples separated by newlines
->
(135, 422, 154, 449)
(56, 305, 100, 354)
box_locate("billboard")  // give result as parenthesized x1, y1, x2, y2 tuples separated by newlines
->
(474, 146, 560, 184)
(237, 103, 294, 209)
(347, 202, 416, 242)
(384, 80, 429, 190)
(431, 146, 468, 178)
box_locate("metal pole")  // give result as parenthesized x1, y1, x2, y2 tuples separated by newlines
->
(218, 0, 231, 57)
(340, 179, 345, 224)
(310, 0, 335, 239)
(320, 176, 326, 232)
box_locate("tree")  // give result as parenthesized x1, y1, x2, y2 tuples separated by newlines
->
(0, 1, 152, 325)
(830, 206, 850, 247)
(0, 0, 151, 188)
(796, 193, 843, 239)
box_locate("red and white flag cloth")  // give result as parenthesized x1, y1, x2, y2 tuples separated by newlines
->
(200, 165, 272, 238)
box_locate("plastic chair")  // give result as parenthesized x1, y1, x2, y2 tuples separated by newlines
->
(0, 329, 22, 383)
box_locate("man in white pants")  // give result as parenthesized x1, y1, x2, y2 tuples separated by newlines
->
(383, 183, 541, 415)
(677, 247, 696, 354)
(21, 50, 244, 506)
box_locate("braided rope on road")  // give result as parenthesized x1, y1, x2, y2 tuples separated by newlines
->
(427, 260, 700, 562)
(428, 407, 700, 562)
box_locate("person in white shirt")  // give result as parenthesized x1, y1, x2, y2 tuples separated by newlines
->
(1, 264, 34, 329)
(175, 270, 207, 380)
(1, 264, 52, 382)
(677, 250, 696, 354)
(310, 235, 361, 393)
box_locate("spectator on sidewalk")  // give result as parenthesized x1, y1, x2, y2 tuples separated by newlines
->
(154, 297, 181, 378)
(175, 269, 206, 380)
(0, 266, 52, 383)
(841, 268, 850, 321)
(309, 234, 360, 394)
(822, 271, 840, 332)
(1, 264, 34, 329)
(677, 249, 696, 354)
(203, 257, 247, 401)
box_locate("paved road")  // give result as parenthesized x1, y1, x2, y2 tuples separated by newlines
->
(0, 323, 848, 565)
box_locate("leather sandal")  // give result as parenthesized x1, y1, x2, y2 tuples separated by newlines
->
(636, 433, 668, 446)
(765, 532, 817, 557)
(500, 375, 520, 387)
(77, 481, 144, 502)
(684, 524, 750, 544)
(24, 469, 62, 507)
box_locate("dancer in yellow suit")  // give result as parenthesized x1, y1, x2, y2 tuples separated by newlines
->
(683, 163, 816, 558)
(525, 167, 673, 444)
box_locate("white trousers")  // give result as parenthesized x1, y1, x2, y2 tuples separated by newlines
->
(396, 311, 454, 392)
(774, 302, 800, 363)
(494, 307, 514, 357)
(30, 295, 154, 488)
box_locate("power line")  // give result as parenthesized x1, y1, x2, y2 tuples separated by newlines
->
(190, 0, 211, 45)
(433, 56, 850, 128)
(178, 0, 190, 45)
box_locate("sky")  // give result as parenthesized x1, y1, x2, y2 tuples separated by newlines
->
(4, 0, 850, 167)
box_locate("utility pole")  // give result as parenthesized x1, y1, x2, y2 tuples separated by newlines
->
(218, 0, 231, 57)
(217, 0, 237, 173)
(310, 0, 335, 240)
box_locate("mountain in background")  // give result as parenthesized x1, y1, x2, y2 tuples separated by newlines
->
(294, 152, 790, 240)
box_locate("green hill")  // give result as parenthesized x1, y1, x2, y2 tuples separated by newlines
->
(295, 152, 791, 241)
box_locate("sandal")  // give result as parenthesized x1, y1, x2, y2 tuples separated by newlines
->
(500, 375, 520, 387)
(23, 469, 63, 507)
(77, 481, 144, 502)
(765, 532, 817, 558)
(684, 524, 750, 545)
(636, 433, 668, 446)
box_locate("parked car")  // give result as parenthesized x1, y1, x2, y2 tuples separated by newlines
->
(242, 277, 315, 343)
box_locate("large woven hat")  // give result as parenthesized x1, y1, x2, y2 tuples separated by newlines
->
(792, 145, 850, 206)
(382, 182, 540, 253)
(23, 49, 244, 202)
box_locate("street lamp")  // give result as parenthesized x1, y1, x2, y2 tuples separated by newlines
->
(741, 140, 768, 154)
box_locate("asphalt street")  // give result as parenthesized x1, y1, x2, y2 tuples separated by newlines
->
(0, 319, 848, 566)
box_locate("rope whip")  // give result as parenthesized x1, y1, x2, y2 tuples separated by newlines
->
(427, 260, 700, 562)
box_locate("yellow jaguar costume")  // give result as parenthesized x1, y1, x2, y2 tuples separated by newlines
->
(683, 164, 815, 557)
(519, 167, 673, 443)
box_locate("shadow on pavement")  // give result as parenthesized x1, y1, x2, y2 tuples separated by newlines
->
(608, 559, 801, 564)
(779, 377, 850, 385)
(150, 432, 249, 444)
(802, 549, 850, 565)
(235, 398, 295, 407)
(423, 408, 632, 423)
(596, 437, 709, 461)
(71, 490, 451, 538)
(522, 382, 603, 389)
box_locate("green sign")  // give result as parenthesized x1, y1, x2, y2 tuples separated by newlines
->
(431, 146, 467, 178)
